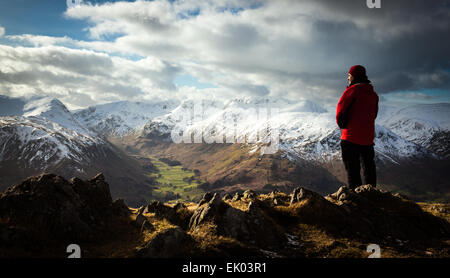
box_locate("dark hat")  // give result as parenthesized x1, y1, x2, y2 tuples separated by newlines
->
(348, 65, 367, 79)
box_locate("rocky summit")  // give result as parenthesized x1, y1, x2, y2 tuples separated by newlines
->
(0, 174, 449, 258)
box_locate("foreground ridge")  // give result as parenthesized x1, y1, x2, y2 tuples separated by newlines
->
(0, 173, 449, 258)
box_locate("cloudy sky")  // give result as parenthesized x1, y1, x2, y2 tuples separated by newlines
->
(0, 0, 449, 110)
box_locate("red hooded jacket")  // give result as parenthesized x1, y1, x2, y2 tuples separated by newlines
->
(336, 83, 379, 145)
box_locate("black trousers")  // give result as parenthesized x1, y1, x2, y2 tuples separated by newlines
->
(340, 140, 377, 190)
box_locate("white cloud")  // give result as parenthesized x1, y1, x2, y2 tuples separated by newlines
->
(0, 0, 448, 109)
(6, 34, 73, 47)
(0, 44, 181, 108)
(0, 26, 5, 37)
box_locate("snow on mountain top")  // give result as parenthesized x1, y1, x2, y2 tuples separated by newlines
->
(221, 97, 327, 113)
(155, 98, 327, 126)
(224, 97, 289, 107)
(74, 99, 180, 136)
(379, 103, 450, 147)
(280, 100, 328, 113)
(23, 98, 67, 117)
(147, 103, 428, 162)
(383, 103, 450, 130)
(22, 97, 95, 137)
(0, 116, 102, 164)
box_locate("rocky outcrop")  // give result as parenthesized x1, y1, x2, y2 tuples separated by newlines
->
(146, 201, 192, 229)
(325, 184, 450, 241)
(0, 173, 449, 258)
(287, 186, 350, 235)
(291, 187, 324, 204)
(189, 193, 286, 250)
(0, 173, 125, 245)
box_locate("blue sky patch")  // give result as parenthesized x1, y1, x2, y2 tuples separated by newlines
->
(174, 74, 217, 89)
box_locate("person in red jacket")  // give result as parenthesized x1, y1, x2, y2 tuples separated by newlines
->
(336, 65, 379, 190)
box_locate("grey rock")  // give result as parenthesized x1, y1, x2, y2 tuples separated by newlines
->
(198, 192, 214, 207)
(243, 190, 256, 200)
(273, 198, 279, 206)
(290, 187, 323, 204)
(222, 194, 232, 201)
(232, 192, 242, 201)
(189, 193, 225, 230)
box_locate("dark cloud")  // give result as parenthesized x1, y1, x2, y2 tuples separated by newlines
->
(301, 0, 450, 94)
(0, 95, 25, 116)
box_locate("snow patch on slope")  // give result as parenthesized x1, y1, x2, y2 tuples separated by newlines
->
(381, 103, 450, 147)
(0, 116, 102, 167)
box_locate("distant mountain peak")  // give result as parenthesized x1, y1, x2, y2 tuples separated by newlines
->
(23, 97, 69, 117)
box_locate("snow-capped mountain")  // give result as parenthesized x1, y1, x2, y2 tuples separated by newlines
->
(280, 99, 328, 113)
(74, 100, 179, 137)
(0, 98, 155, 205)
(380, 103, 450, 155)
(0, 97, 113, 172)
(0, 115, 103, 170)
(3, 96, 442, 164)
(270, 113, 427, 163)
(140, 98, 431, 163)
(23, 97, 96, 137)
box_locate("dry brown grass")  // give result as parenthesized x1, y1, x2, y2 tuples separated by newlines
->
(418, 202, 450, 222)
(223, 199, 249, 211)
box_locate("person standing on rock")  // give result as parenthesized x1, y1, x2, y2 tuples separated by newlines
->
(336, 65, 379, 190)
